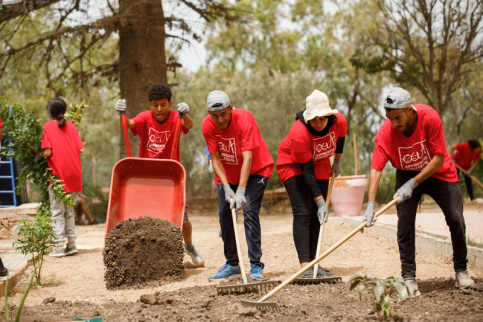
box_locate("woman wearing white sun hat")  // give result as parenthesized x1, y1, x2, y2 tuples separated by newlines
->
(276, 90, 347, 277)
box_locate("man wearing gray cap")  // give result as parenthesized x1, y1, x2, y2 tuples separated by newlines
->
(202, 90, 274, 281)
(361, 87, 474, 298)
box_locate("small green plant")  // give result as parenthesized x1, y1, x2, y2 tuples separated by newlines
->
(466, 236, 483, 249)
(349, 274, 408, 317)
(13, 215, 56, 285)
(4, 269, 35, 322)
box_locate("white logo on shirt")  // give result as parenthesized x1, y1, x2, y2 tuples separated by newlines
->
(313, 132, 336, 161)
(398, 140, 431, 171)
(147, 127, 170, 154)
(217, 136, 238, 165)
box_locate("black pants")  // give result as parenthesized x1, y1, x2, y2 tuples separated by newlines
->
(395, 170, 468, 279)
(284, 175, 329, 263)
(456, 169, 474, 200)
(217, 175, 268, 267)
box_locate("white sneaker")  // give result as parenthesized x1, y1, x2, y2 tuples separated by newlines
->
(400, 279, 421, 299)
(184, 244, 204, 267)
(455, 271, 475, 289)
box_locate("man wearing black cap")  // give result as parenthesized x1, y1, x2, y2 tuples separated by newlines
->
(202, 90, 274, 281)
(361, 87, 474, 298)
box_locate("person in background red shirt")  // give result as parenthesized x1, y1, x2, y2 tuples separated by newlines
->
(114, 83, 204, 267)
(202, 90, 274, 281)
(37, 98, 84, 258)
(276, 90, 347, 278)
(361, 87, 474, 298)
(449, 140, 481, 201)
(0, 116, 3, 141)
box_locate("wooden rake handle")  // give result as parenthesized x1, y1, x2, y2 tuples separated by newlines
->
(231, 203, 248, 284)
(258, 197, 399, 303)
(454, 162, 483, 188)
(313, 172, 336, 278)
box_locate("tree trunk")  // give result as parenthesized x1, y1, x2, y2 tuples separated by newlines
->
(119, 0, 167, 158)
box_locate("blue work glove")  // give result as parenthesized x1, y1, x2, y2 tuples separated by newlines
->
(223, 184, 236, 206)
(115, 99, 126, 112)
(331, 158, 342, 177)
(393, 178, 418, 204)
(465, 170, 472, 176)
(232, 187, 247, 210)
(176, 102, 189, 114)
(316, 198, 329, 224)
(361, 201, 376, 228)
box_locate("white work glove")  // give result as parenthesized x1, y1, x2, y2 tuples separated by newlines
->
(315, 198, 329, 224)
(465, 170, 472, 176)
(115, 99, 126, 112)
(331, 158, 342, 177)
(361, 201, 376, 228)
(223, 184, 236, 207)
(176, 102, 189, 114)
(232, 187, 247, 210)
(394, 178, 418, 204)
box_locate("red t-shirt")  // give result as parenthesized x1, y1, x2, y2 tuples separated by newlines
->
(276, 113, 347, 183)
(202, 109, 274, 185)
(41, 120, 84, 193)
(454, 142, 481, 170)
(371, 104, 457, 182)
(130, 110, 189, 161)
(0, 116, 2, 127)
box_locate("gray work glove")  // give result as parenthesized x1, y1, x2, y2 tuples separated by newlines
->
(115, 99, 127, 112)
(232, 187, 247, 210)
(34, 153, 43, 163)
(315, 198, 329, 224)
(361, 201, 376, 228)
(176, 102, 189, 114)
(465, 170, 472, 176)
(393, 178, 418, 204)
(223, 184, 236, 207)
(331, 158, 342, 177)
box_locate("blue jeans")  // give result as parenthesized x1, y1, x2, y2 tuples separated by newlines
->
(395, 170, 468, 279)
(217, 175, 268, 266)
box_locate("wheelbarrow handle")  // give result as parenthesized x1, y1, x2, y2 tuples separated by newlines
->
(170, 112, 184, 160)
(120, 111, 132, 158)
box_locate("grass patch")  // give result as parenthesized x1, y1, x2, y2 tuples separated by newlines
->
(35, 274, 64, 288)
(467, 236, 483, 249)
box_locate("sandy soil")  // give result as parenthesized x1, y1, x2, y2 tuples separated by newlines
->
(3, 205, 483, 320)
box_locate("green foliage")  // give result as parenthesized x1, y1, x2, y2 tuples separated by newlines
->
(13, 216, 56, 285)
(349, 274, 408, 317)
(4, 269, 35, 322)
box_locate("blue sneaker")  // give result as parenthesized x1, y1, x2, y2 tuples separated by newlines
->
(208, 264, 241, 281)
(249, 263, 264, 280)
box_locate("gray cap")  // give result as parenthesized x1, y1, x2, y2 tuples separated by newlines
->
(207, 90, 231, 111)
(384, 87, 412, 109)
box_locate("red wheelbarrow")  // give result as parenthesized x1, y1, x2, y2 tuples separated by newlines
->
(105, 111, 186, 236)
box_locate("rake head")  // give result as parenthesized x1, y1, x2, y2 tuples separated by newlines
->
(217, 280, 277, 295)
(240, 299, 281, 312)
(292, 276, 342, 285)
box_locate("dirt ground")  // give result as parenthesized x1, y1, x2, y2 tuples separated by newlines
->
(2, 203, 483, 321)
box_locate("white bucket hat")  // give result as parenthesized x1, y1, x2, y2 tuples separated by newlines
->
(303, 90, 338, 121)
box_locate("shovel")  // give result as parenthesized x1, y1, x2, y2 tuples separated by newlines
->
(454, 163, 483, 188)
(293, 172, 342, 285)
(240, 197, 399, 312)
(216, 205, 277, 295)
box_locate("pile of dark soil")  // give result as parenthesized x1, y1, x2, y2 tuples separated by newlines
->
(12, 278, 482, 321)
(103, 217, 184, 289)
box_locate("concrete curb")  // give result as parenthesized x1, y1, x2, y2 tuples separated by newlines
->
(333, 216, 483, 273)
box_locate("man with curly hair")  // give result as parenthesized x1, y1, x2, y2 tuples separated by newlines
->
(114, 83, 204, 267)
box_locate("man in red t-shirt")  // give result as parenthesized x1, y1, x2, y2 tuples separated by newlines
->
(114, 83, 204, 267)
(449, 140, 481, 201)
(202, 90, 274, 281)
(361, 87, 474, 297)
